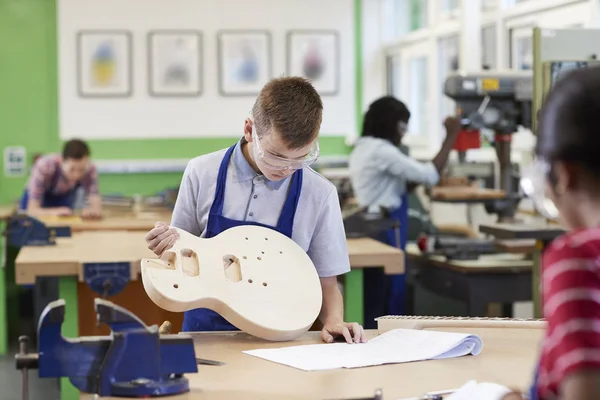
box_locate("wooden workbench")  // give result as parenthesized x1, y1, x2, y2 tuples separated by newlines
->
(406, 243, 532, 317)
(79, 325, 542, 400)
(39, 209, 172, 232)
(15, 231, 404, 337)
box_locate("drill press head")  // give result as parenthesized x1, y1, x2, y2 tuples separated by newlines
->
(444, 71, 533, 135)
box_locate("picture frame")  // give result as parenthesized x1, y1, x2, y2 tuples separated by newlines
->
(148, 30, 203, 97)
(286, 30, 340, 95)
(76, 30, 132, 98)
(217, 30, 272, 96)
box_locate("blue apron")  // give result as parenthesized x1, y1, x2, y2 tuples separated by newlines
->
(181, 144, 303, 332)
(19, 165, 80, 210)
(382, 193, 408, 315)
(528, 364, 540, 400)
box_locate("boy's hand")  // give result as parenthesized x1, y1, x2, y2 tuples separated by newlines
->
(321, 321, 366, 344)
(145, 221, 179, 256)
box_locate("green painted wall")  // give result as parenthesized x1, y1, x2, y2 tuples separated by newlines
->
(0, 0, 355, 205)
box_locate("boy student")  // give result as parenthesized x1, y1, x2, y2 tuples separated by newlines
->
(145, 76, 366, 344)
(20, 139, 102, 218)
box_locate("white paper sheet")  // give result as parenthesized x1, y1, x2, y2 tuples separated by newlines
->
(444, 380, 512, 400)
(243, 328, 483, 371)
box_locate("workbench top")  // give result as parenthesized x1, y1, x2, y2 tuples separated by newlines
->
(15, 231, 404, 284)
(479, 223, 565, 241)
(84, 326, 542, 400)
(39, 210, 172, 232)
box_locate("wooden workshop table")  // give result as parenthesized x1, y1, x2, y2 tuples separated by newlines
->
(81, 325, 543, 400)
(15, 231, 403, 399)
(0, 208, 173, 355)
(406, 243, 532, 317)
(0, 204, 16, 355)
(39, 209, 172, 232)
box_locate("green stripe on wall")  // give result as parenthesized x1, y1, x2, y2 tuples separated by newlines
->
(0, 0, 362, 203)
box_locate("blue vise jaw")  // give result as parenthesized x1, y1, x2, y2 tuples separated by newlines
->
(7, 213, 71, 247)
(30, 298, 198, 397)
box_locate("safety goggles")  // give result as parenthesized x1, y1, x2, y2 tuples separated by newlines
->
(519, 158, 559, 220)
(250, 122, 320, 171)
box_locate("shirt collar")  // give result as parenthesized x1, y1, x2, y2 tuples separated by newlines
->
(232, 138, 288, 190)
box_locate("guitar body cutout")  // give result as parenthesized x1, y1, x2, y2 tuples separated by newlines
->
(141, 226, 323, 341)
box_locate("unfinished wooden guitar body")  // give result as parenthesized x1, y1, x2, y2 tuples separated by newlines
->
(141, 226, 323, 341)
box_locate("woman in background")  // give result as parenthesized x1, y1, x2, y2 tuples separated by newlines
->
(348, 96, 460, 327)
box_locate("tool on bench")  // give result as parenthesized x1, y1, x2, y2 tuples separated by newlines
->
(444, 71, 532, 222)
(15, 298, 198, 399)
(6, 213, 71, 247)
(417, 234, 498, 260)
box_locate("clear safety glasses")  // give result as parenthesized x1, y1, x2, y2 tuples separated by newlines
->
(520, 158, 559, 220)
(251, 123, 320, 171)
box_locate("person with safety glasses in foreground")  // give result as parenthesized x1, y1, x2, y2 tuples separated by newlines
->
(145, 76, 366, 344)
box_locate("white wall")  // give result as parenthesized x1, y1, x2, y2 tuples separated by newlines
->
(58, 0, 357, 140)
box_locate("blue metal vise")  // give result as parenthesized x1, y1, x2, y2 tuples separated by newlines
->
(15, 298, 198, 398)
(7, 213, 71, 247)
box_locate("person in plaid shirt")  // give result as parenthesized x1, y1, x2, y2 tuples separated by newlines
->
(19, 139, 101, 218)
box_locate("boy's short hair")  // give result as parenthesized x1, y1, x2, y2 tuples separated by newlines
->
(252, 76, 323, 150)
(62, 139, 90, 160)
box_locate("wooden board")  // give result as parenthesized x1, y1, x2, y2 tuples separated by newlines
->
(86, 326, 543, 400)
(141, 226, 323, 341)
(430, 186, 506, 201)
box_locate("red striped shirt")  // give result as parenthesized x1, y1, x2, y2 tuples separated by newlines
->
(537, 228, 600, 399)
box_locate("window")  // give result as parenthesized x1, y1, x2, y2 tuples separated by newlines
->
(408, 56, 429, 137)
(482, 0, 497, 10)
(510, 27, 533, 70)
(441, 0, 460, 14)
(438, 35, 459, 132)
(381, 0, 412, 41)
(482, 25, 496, 69)
(410, 0, 428, 31)
(387, 55, 401, 97)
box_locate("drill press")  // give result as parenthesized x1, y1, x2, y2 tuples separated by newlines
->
(443, 71, 533, 221)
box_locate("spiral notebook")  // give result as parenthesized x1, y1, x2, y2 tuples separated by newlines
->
(243, 328, 483, 371)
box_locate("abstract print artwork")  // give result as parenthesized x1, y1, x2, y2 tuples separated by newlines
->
(148, 31, 202, 97)
(217, 30, 271, 96)
(287, 31, 339, 95)
(77, 31, 132, 97)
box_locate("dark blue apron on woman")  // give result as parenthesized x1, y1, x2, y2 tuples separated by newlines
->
(19, 165, 80, 210)
(362, 192, 408, 328)
(383, 192, 408, 315)
(181, 144, 303, 332)
(529, 364, 540, 400)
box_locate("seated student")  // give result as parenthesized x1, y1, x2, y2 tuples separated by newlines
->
(20, 139, 101, 218)
(145, 76, 366, 344)
(501, 67, 600, 400)
(348, 96, 460, 326)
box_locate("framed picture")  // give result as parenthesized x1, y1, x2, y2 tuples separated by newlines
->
(287, 30, 340, 95)
(217, 30, 271, 96)
(148, 30, 202, 97)
(77, 30, 132, 97)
